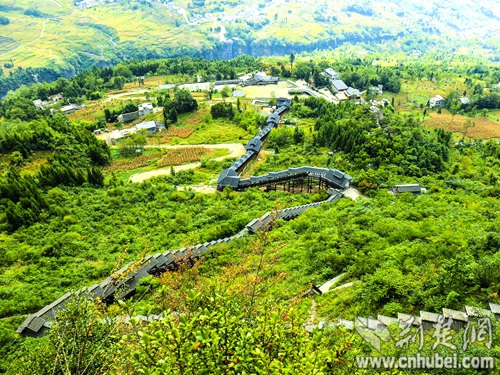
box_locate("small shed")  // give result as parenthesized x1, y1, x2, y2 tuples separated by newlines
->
(393, 184, 422, 195)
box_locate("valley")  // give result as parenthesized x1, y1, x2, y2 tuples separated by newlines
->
(0, 41, 499, 373)
(1, 0, 499, 97)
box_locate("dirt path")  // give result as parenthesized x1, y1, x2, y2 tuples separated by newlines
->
(129, 143, 245, 183)
(104, 89, 149, 102)
(49, 0, 62, 7)
(0, 18, 49, 58)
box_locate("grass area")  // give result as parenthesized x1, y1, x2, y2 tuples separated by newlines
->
(386, 78, 469, 111)
(174, 120, 253, 145)
(157, 107, 255, 145)
(124, 76, 167, 89)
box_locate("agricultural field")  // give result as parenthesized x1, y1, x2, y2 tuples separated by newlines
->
(156, 147, 216, 167)
(104, 150, 164, 173)
(149, 126, 195, 144)
(423, 111, 500, 140)
(387, 78, 469, 110)
(165, 107, 255, 145)
(104, 145, 228, 182)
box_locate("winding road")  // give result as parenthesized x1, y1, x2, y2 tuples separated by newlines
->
(129, 143, 246, 183)
(0, 18, 50, 58)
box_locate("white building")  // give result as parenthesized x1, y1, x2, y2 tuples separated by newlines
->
(324, 68, 340, 80)
(429, 95, 445, 108)
(138, 102, 154, 117)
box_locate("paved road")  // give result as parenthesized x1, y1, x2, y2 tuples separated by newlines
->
(129, 143, 245, 183)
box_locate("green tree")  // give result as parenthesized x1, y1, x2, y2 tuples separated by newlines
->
(113, 64, 133, 79)
(10, 294, 116, 375)
(220, 85, 231, 101)
(460, 120, 476, 140)
(449, 100, 461, 124)
(169, 108, 178, 124)
(289, 52, 295, 74)
(9, 151, 23, 166)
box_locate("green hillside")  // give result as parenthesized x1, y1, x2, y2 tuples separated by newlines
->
(0, 49, 499, 373)
(0, 0, 499, 97)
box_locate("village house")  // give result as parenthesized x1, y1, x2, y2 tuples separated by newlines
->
(368, 84, 384, 95)
(253, 72, 279, 85)
(33, 99, 45, 110)
(429, 95, 445, 108)
(324, 68, 340, 80)
(117, 102, 154, 123)
(117, 111, 140, 123)
(135, 120, 165, 135)
(138, 102, 154, 117)
(60, 103, 84, 115)
(49, 93, 64, 103)
(346, 87, 361, 99)
(331, 79, 348, 93)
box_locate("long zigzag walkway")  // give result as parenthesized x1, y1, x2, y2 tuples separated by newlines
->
(16, 98, 354, 337)
(16, 186, 347, 337)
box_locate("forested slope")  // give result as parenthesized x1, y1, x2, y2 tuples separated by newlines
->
(1, 54, 500, 373)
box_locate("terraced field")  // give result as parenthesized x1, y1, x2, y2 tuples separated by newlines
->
(0, 0, 497, 75)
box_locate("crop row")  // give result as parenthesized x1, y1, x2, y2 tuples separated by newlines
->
(157, 147, 212, 167)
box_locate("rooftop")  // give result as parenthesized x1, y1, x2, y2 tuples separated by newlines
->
(332, 80, 348, 91)
(136, 121, 157, 131)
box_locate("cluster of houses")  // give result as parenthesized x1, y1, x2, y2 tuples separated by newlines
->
(429, 95, 469, 109)
(323, 69, 361, 101)
(218, 5, 266, 24)
(106, 120, 165, 144)
(214, 71, 279, 88)
(75, 0, 115, 9)
(33, 93, 64, 109)
(33, 93, 85, 115)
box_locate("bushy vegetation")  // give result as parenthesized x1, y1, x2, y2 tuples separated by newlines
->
(1, 53, 500, 374)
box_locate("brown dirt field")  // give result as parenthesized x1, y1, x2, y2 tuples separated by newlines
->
(103, 152, 164, 173)
(183, 107, 209, 128)
(424, 113, 500, 139)
(149, 127, 195, 144)
(156, 147, 213, 167)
